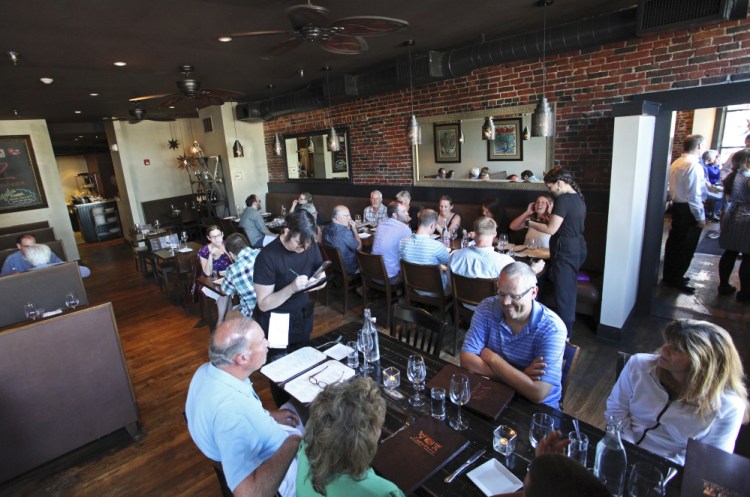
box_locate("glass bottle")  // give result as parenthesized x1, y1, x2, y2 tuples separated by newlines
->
(362, 308, 380, 362)
(594, 415, 627, 497)
(441, 219, 451, 248)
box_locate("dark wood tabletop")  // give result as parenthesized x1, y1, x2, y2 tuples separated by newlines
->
(285, 322, 684, 497)
(152, 241, 201, 262)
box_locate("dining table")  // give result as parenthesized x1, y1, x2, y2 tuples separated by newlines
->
(151, 241, 202, 263)
(268, 322, 683, 497)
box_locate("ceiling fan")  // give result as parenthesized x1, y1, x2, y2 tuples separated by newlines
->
(218, 1, 409, 58)
(129, 65, 244, 108)
(115, 106, 176, 124)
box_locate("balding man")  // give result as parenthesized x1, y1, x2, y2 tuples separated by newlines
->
(186, 318, 302, 497)
(460, 263, 566, 407)
(322, 205, 361, 275)
(1, 233, 63, 275)
(363, 190, 387, 226)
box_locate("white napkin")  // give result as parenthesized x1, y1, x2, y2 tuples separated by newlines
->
(467, 459, 523, 496)
(359, 232, 372, 239)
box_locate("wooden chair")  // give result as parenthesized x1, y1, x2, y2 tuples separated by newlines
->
(400, 260, 454, 329)
(319, 245, 361, 315)
(356, 251, 401, 329)
(616, 351, 632, 378)
(390, 304, 449, 359)
(169, 252, 199, 312)
(559, 341, 581, 411)
(451, 273, 497, 354)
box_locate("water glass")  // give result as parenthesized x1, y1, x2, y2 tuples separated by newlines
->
(406, 355, 427, 407)
(65, 292, 80, 310)
(493, 425, 517, 456)
(527, 238, 537, 251)
(449, 374, 471, 430)
(430, 387, 446, 420)
(498, 233, 508, 252)
(346, 341, 359, 369)
(383, 367, 400, 390)
(529, 412, 555, 448)
(627, 462, 665, 497)
(567, 430, 589, 467)
(355, 214, 362, 224)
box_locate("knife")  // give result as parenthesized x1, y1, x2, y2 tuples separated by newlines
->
(444, 448, 486, 483)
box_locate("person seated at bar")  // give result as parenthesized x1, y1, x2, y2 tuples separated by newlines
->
(606, 319, 748, 465)
(436, 167, 447, 179)
(222, 233, 261, 318)
(372, 201, 412, 284)
(1, 233, 64, 276)
(399, 208, 451, 294)
(322, 205, 361, 275)
(450, 217, 513, 280)
(522, 169, 539, 182)
(481, 197, 510, 239)
(363, 190, 387, 226)
(468, 167, 480, 179)
(186, 318, 303, 497)
(199, 225, 232, 277)
(240, 194, 276, 248)
(25, 243, 91, 278)
(461, 262, 566, 407)
(446, 169, 455, 179)
(479, 171, 491, 180)
(509, 194, 554, 249)
(507, 174, 520, 181)
(296, 377, 404, 497)
(435, 195, 461, 237)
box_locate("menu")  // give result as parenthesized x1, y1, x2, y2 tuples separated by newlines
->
(426, 363, 515, 420)
(681, 438, 749, 497)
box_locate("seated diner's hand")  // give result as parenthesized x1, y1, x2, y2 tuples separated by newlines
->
(524, 356, 546, 381)
(210, 245, 227, 259)
(473, 348, 553, 404)
(525, 201, 536, 216)
(270, 408, 300, 427)
(535, 430, 570, 457)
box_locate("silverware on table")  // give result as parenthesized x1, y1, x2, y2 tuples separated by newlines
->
(664, 467, 678, 486)
(444, 448, 486, 483)
(315, 335, 342, 350)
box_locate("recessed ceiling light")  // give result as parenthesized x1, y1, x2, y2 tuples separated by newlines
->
(169, 105, 176, 109)
(74, 110, 82, 114)
(40, 77, 54, 84)
(89, 92, 99, 96)
(113, 61, 127, 67)
(102, 117, 109, 120)
(78, 135, 84, 138)
(218, 36, 232, 43)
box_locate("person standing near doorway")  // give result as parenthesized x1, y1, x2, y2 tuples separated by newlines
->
(663, 134, 706, 294)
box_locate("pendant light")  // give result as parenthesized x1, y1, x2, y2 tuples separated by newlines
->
(307, 136, 315, 153)
(458, 120, 465, 144)
(324, 66, 340, 152)
(405, 40, 422, 146)
(531, 0, 555, 137)
(482, 116, 496, 141)
(231, 101, 244, 158)
(273, 133, 282, 157)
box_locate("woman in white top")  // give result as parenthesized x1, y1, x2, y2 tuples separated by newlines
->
(606, 319, 748, 465)
(509, 194, 554, 248)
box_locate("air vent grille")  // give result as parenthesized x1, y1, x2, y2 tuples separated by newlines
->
(637, 0, 734, 34)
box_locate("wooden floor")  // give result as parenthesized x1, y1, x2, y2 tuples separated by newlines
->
(1, 237, 747, 496)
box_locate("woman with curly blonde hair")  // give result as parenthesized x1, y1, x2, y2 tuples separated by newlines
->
(296, 377, 403, 497)
(606, 319, 748, 465)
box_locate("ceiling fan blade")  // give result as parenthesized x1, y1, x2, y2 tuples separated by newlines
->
(262, 36, 304, 59)
(129, 93, 174, 102)
(146, 115, 177, 122)
(219, 29, 294, 38)
(158, 94, 185, 109)
(202, 88, 245, 98)
(329, 16, 409, 36)
(285, 3, 330, 29)
(194, 95, 225, 107)
(320, 34, 367, 55)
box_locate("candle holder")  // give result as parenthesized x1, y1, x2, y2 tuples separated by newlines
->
(382, 367, 400, 390)
(493, 425, 517, 456)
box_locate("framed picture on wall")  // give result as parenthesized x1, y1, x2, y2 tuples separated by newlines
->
(434, 123, 461, 163)
(0, 135, 48, 214)
(487, 118, 523, 161)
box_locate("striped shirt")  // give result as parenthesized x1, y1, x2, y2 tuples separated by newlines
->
(462, 297, 566, 407)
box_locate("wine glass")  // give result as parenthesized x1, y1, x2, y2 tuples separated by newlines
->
(498, 233, 508, 252)
(406, 355, 427, 407)
(181, 231, 188, 248)
(355, 214, 362, 224)
(627, 462, 665, 497)
(24, 302, 38, 321)
(359, 329, 374, 374)
(527, 237, 537, 251)
(449, 374, 471, 430)
(529, 412, 555, 449)
(65, 292, 80, 310)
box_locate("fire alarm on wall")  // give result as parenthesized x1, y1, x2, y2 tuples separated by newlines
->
(144, 159, 150, 166)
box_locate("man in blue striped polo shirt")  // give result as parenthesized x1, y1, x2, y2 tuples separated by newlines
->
(460, 262, 566, 407)
(399, 208, 451, 294)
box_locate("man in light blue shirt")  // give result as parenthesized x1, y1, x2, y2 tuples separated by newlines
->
(371, 201, 411, 283)
(1, 233, 63, 276)
(461, 263, 566, 408)
(399, 209, 451, 292)
(186, 318, 302, 497)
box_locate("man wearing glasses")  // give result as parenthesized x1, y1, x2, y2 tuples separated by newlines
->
(460, 262, 566, 407)
(1, 233, 63, 275)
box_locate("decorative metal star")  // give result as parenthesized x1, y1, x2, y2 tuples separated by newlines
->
(168, 138, 179, 150)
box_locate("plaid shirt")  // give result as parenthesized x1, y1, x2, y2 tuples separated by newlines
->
(221, 247, 260, 317)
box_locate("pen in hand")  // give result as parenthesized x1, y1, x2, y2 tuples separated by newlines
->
(289, 268, 300, 277)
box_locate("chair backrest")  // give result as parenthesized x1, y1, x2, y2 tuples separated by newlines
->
(616, 351, 632, 378)
(357, 251, 390, 289)
(390, 304, 448, 358)
(452, 273, 497, 307)
(0, 221, 49, 236)
(560, 341, 581, 410)
(320, 245, 344, 275)
(400, 260, 444, 297)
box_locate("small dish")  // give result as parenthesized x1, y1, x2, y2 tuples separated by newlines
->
(467, 458, 523, 496)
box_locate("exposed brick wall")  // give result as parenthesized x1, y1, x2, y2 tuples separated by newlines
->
(671, 110, 696, 162)
(264, 13, 750, 191)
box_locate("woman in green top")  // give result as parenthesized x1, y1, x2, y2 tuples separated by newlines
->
(296, 377, 404, 497)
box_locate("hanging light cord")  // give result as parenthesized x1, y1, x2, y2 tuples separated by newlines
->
(232, 101, 239, 140)
(408, 41, 415, 117)
(326, 69, 333, 128)
(542, 2, 547, 97)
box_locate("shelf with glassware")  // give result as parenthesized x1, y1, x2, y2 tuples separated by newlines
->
(184, 155, 229, 221)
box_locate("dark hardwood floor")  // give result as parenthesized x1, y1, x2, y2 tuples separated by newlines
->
(1, 236, 746, 496)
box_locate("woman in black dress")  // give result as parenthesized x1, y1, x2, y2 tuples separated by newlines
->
(528, 167, 587, 337)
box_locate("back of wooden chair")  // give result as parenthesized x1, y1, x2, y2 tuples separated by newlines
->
(560, 341, 581, 411)
(616, 351, 632, 378)
(390, 304, 448, 359)
(320, 244, 360, 314)
(356, 251, 398, 328)
(400, 261, 453, 320)
(450, 272, 497, 355)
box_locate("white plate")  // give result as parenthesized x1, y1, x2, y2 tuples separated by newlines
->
(359, 232, 372, 239)
(467, 458, 523, 496)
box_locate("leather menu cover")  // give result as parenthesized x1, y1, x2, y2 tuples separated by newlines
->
(426, 363, 515, 420)
(681, 438, 750, 497)
(372, 416, 470, 495)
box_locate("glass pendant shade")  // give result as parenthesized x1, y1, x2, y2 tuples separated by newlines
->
(482, 116, 496, 141)
(327, 126, 340, 152)
(307, 136, 315, 153)
(273, 133, 282, 156)
(522, 126, 530, 141)
(406, 115, 422, 146)
(232, 139, 244, 158)
(531, 97, 555, 137)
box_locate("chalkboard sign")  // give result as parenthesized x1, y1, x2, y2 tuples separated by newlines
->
(0, 135, 48, 213)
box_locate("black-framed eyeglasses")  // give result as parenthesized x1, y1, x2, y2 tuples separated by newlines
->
(497, 286, 535, 301)
(308, 365, 344, 389)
